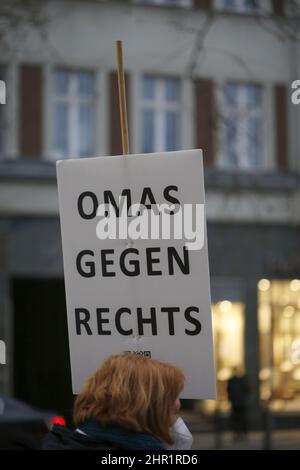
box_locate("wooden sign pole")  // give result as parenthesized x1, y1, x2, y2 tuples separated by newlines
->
(116, 40, 141, 348)
(116, 40, 130, 155)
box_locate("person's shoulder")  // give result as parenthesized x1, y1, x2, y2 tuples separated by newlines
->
(43, 424, 120, 450)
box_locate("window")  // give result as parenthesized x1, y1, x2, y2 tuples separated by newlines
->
(53, 69, 95, 159)
(216, 0, 262, 14)
(222, 82, 263, 169)
(200, 299, 245, 415)
(258, 279, 300, 411)
(210, 301, 245, 413)
(140, 76, 181, 153)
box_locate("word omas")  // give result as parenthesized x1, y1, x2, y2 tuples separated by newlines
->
(75, 185, 203, 337)
(78, 185, 205, 250)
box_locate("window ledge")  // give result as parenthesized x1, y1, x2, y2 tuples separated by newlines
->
(204, 168, 300, 191)
(0, 160, 299, 192)
(0, 159, 56, 181)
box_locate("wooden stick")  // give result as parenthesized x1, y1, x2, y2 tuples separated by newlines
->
(115, 40, 130, 155)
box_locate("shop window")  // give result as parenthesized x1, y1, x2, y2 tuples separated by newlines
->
(258, 279, 300, 411)
(202, 300, 245, 414)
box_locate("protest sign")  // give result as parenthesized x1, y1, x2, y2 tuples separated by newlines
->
(57, 149, 216, 398)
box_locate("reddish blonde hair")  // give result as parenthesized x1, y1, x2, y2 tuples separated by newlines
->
(73, 353, 185, 444)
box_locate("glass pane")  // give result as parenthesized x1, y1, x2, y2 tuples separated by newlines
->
(142, 76, 155, 100)
(224, 82, 238, 106)
(142, 109, 154, 153)
(258, 280, 300, 411)
(165, 78, 180, 102)
(223, 0, 235, 10)
(55, 70, 69, 95)
(225, 118, 238, 167)
(244, 0, 259, 11)
(245, 84, 261, 107)
(201, 301, 245, 414)
(222, 0, 259, 13)
(54, 103, 68, 157)
(166, 110, 179, 151)
(78, 104, 94, 157)
(247, 116, 261, 167)
(78, 72, 95, 96)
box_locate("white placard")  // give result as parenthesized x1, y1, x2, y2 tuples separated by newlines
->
(57, 149, 216, 399)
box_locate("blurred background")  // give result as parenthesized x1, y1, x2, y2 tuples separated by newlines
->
(0, 0, 300, 449)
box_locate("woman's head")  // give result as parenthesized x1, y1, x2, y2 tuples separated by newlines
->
(73, 353, 185, 444)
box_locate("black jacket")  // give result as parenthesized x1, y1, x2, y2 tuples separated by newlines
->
(227, 376, 250, 407)
(43, 425, 120, 450)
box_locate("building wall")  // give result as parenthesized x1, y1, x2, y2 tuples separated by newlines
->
(0, 0, 293, 164)
(0, 1, 296, 222)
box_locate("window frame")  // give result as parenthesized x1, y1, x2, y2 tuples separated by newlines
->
(52, 68, 96, 159)
(258, 278, 300, 411)
(139, 75, 182, 154)
(217, 80, 268, 171)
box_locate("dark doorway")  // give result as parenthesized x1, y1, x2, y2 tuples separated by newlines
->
(12, 279, 74, 425)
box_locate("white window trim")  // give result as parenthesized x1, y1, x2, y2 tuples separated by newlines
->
(131, 71, 140, 155)
(182, 76, 194, 151)
(9, 62, 19, 160)
(43, 63, 52, 160)
(216, 79, 273, 171)
(0, 63, 18, 160)
(95, 67, 107, 157)
(44, 66, 104, 160)
(264, 83, 275, 171)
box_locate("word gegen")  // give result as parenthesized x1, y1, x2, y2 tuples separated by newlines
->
(76, 246, 190, 278)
